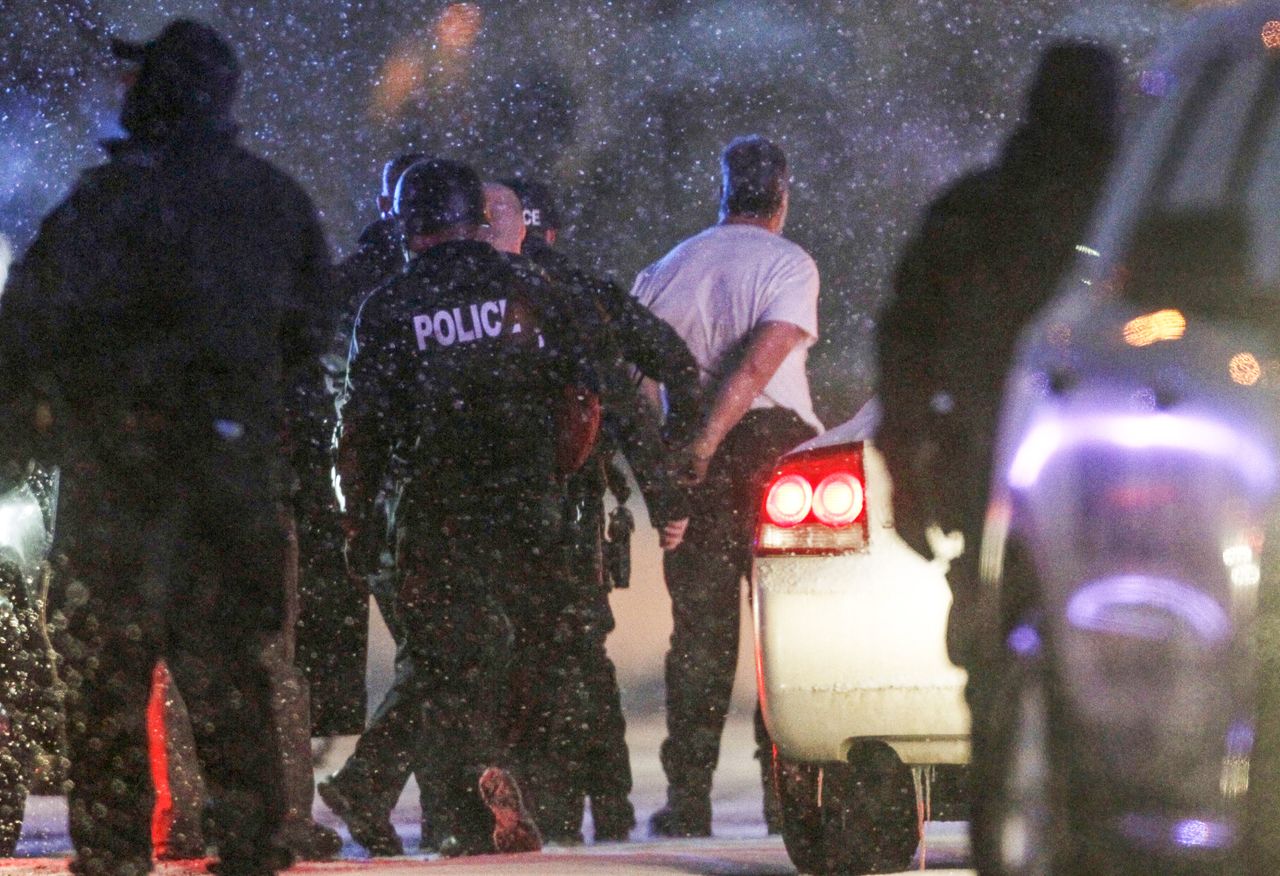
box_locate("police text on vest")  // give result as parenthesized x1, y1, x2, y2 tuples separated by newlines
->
(413, 299, 508, 350)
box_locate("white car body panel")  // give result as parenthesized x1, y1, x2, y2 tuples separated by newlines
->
(752, 402, 970, 765)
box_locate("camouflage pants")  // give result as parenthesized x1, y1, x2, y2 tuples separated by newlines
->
(331, 500, 522, 850)
(54, 458, 288, 876)
(507, 489, 633, 840)
(147, 506, 319, 856)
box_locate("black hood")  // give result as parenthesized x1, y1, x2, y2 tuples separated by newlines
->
(113, 19, 241, 143)
(1003, 40, 1120, 178)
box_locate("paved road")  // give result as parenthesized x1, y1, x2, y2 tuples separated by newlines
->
(5, 714, 973, 874)
(1, 515, 977, 873)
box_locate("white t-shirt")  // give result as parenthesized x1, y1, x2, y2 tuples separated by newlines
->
(631, 223, 823, 433)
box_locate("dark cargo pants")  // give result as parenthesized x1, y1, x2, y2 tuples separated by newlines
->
(324, 583, 446, 844)
(56, 455, 289, 876)
(659, 409, 816, 814)
(331, 482, 542, 851)
(511, 483, 634, 842)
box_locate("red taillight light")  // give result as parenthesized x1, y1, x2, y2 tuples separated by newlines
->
(813, 472, 863, 526)
(764, 473, 812, 527)
(756, 443, 869, 556)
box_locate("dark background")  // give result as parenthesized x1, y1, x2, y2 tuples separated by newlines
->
(1, 1, 1187, 426)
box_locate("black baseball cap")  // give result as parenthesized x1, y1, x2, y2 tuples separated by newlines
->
(500, 177, 562, 236)
(111, 19, 240, 121)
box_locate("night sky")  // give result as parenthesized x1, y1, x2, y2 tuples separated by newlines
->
(2, 1, 1192, 424)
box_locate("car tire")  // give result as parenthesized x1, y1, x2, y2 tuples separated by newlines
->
(974, 643, 1056, 876)
(774, 741, 918, 875)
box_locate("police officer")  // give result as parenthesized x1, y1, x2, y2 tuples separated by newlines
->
(299, 152, 429, 745)
(498, 178, 701, 842)
(0, 19, 334, 875)
(312, 154, 451, 858)
(327, 158, 588, 857)
(331, 152, 426, 317)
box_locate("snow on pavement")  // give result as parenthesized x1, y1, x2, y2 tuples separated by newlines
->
(1, 714, 974, 873)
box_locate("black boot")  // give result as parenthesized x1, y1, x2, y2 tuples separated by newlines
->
(590, 794, 635, 842)
(648, 789, 711, 838)
(317, 774, 404, 857)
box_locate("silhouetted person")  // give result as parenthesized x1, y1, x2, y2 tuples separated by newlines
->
(875, 40, 1120, 873)
(0, 20, 335, 876)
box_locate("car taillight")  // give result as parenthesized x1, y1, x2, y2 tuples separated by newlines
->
(764, 473, 812, 526)
(812, 472, 863, 526)
(756, 443, 869, 556)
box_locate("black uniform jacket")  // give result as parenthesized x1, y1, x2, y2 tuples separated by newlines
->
(523, 238, 701, 525)
(0, 124, 334, 478)
(342, 239, 589, 521)
(875, 125, 1112, 556)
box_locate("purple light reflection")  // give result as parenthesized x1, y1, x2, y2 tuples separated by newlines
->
(1066, 575, 1231, 644)
(1007, 623, 1041, 657)
(1139, 69, 1175, 97)
(1119, 813, 1236, 851)
(1227, 721, 1254, 757)
(1008, 412, 1277, 491)
(1173, 818, 1234, 850)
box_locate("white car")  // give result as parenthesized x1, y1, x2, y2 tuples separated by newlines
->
(751, 399, 969, 875)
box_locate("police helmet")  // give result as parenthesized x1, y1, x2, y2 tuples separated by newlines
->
(394, 159, 488, 237)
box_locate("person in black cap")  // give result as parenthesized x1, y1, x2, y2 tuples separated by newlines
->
(498, 177, 702, 843)
(0, 18, 335, 876)
(326, 157, 600, 858)
(875, 40, 1119, 873)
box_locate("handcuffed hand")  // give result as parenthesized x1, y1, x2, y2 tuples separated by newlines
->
(670, 439, 716, 487)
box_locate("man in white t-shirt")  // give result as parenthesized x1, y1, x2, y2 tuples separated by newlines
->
(631, 135, 822, 837)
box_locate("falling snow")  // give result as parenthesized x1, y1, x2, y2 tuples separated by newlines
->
(2, 0, 1184, 423)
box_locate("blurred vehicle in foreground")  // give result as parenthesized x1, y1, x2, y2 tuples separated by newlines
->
(981, 3, 1280, 872)
(751, 400, 968, 874)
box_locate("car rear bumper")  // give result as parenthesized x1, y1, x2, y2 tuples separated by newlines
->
(752, 544, 970, 765)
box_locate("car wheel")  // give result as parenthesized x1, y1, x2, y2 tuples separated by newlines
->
(774, 741, 918, 875)
(773, 755, 828, 875)
(971, 534, 1066, 876)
